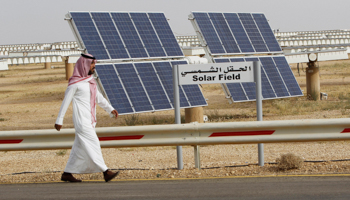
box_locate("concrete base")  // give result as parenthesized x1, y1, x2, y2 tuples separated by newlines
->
(44, 62, 51, 69)
(185, 107, 204, 123)
(306, 61, 320, 101)
(65, 60, 74, 80)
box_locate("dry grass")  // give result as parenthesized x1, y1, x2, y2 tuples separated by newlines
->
(276, 153, 304, 171)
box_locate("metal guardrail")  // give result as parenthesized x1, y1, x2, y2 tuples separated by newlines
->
(1, 118, 350, 151)
(1, 118, 349, 169)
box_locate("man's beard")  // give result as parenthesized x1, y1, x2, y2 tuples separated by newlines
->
(88, 70, 94, 75)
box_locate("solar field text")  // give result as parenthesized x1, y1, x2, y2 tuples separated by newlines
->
(178, 62, 254, 85)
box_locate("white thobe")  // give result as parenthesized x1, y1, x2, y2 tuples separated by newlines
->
(56, 77, 114, 174)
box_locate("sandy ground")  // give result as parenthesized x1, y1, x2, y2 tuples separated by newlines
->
(1, 61, 350, 183)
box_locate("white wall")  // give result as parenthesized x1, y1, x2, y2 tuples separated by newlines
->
(0, 60, 9, 70)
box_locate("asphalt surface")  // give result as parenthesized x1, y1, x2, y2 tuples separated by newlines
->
(1, 176, 350, 200)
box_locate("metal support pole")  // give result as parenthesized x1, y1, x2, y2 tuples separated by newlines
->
(254, 61, 264, 167)
(172, 65, 183, 170)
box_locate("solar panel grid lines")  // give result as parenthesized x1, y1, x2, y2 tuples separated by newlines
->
(152, 61, 190, 108)
(212, 56, 302, 102)
(95, 60, 207, 115)
(88, 12, 114, 60)
(258, 66, 277, 99)
(223, 13, 255, 53)
(148, 13, 184, 57)
(69, 12, 110, 60)
(237, 13, 269, 53)
(95, 64, 135, 114)
(192, 12, 226, 54)
(129, 13, 166, 58)
(272, 57, 303, 96)
(259, 57, 290, 97)
(242, 57, 277, 100)
(111, 12, 150, 59)
(68, 11, 206, 115)
(208, 13, 241, 54)
(91, 12, 130, 59)
(119, 64, 153, 111)
(68, 11, 184, 61)
(190, 12, 283, 55)
(134, 62, 172, 110)
(252, 13, 282, 52)
(226, 83, 248, 101)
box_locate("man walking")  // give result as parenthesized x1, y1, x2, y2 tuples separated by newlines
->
(55, 54, 119, 182)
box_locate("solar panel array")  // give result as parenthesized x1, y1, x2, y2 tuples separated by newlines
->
(96, 61, 207, 114)
(69, 12, 184, 60)
(190, 12, 303, 102)
(67, 11, 208, 114)
(214, 56, 303, 102)
(191, 12, 282, 55)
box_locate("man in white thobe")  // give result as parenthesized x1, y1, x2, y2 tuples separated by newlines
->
(55, 54, 119, 182)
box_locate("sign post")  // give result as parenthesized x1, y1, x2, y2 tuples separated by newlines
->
(173, 61, 263, 169)
(172, 64, 183, 170)
(254, 61, 264, 166)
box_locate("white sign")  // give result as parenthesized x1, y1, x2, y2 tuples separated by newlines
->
(177, 62, 254, 85)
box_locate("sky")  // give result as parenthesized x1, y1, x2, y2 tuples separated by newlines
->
(1, 0, 349, 45)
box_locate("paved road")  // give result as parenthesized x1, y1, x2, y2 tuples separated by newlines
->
(1, 176, 350, 200)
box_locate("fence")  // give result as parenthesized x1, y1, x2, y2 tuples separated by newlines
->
(1, 118, 350, 168)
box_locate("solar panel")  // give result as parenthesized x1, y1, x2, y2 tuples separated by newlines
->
(191, 12, 283, 55)
(95, 64, 134, 114)
(95, 61, 207, 114)
(226, 83, 248, 101)
(208, 13, 240, 53)
(241, 57, 259, 100)
(91, 12, 130, 59)
(259, 57, 289, 97)
(113, 63, 153, 112)
(252, 14, 281, 52)
(70, 12, 109, 60)
(148, 13, 184, 57)
(192, 12, 226, 54)
(110, 12, 149, 59)
(272, 57, 303, 96)
(190, 11, 301, 103)
(130, 13, 167, 58)
(68, 11, 184, 60)
(224, 13, 255, 53)
(214, 56, 303, 102)
(67, 11, 207, 115)
(134, 62, 172, 110)
(238, 13, 269, 53)
(153, 61, 190, 108)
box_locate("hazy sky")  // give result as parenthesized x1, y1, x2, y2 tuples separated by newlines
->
(1, 0, 349, 45)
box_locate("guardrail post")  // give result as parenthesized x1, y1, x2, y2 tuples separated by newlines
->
(194, 145, 200, 169)
(185, 107, 203, 169)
